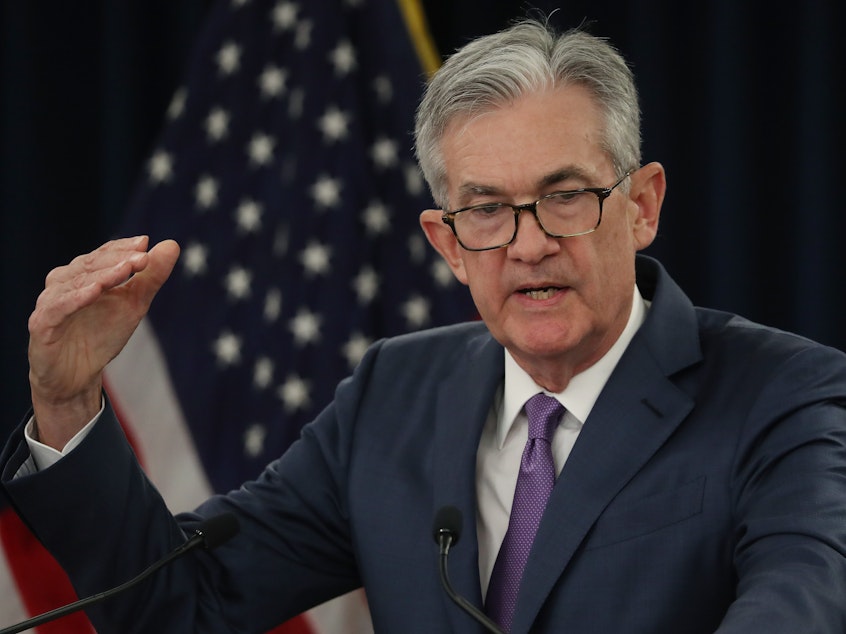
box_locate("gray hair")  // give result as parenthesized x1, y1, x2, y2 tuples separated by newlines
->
(414, 19, 642, 208)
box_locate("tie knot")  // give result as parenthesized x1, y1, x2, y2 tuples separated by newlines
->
(524, 393, 563, 442)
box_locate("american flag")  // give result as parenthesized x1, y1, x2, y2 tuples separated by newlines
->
(0, 0, 474, 631)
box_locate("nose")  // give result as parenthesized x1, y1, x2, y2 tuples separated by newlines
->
(507, 206, 560, 261)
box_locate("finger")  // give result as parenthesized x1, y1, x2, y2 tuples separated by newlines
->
(30, 239, 179, 342)
(39, 254, 145, 315)
(45, 236, 151, 285)
(31, 256, 131, 323)
(31, 250, 156, 338)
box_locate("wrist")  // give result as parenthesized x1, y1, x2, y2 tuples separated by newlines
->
(30, 382, 102, 451)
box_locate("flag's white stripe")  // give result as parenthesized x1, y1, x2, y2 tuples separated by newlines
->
(304, 589, 375, 634)
(0, 541, 33, 633)
(104, 318, 213, 512)
(104, 318, 373, 633)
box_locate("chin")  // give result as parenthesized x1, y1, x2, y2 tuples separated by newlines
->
(512, 328, 583, 360)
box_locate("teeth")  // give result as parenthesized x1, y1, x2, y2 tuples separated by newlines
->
(523, 287, 557, 300)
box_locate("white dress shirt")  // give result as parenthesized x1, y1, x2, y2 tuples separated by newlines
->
(475, 286, 647, 596)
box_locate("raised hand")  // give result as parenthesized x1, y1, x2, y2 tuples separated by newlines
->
(27, 236, 180, 450)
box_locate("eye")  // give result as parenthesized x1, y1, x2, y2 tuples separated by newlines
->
(466, 203, 508, 217)
(546, 191, 586, 206)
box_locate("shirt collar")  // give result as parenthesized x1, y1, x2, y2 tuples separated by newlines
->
(497, 285, 648, 448)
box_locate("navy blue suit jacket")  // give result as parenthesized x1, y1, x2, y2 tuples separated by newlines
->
(4, 256, 846, 633)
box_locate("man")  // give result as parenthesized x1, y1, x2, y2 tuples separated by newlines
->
(3, 18, 846, 633)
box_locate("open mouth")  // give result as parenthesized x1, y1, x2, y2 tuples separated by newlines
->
(520, 287, 561, 300)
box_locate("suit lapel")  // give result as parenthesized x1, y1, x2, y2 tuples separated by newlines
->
(432, 330, 503, 633)
(510, 349, 694, 632)
(509, 256, 703, 634)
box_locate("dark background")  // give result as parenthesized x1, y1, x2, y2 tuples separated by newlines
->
(2, 0, 844, 439)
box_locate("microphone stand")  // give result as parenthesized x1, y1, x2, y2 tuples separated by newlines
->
(436, 530, 505, 634)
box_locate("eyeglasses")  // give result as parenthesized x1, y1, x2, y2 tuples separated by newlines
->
(441, 171, 632, 251)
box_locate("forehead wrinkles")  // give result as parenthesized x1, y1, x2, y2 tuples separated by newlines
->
(441, 88, 608, 205)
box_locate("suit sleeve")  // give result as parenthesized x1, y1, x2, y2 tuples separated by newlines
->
(0, 339, 386, 633)
(717, 344, 846, 633)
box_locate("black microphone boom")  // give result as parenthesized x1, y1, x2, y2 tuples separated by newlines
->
(0, 512, 240, 634)
(432, 505, 505, 634)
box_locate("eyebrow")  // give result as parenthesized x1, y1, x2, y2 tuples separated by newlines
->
(537, 166, 593, 188)
(454, 166, 594, 205)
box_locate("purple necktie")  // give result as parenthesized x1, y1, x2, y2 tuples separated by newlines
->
(485, 393, 563, 632)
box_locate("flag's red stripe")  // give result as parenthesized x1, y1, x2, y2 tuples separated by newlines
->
(268, 617, 318, 634)
(0, 507, 95, 633)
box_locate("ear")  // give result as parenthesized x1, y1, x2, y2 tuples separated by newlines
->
(419, 209, 470, 286)
(627, 161, 666, 251)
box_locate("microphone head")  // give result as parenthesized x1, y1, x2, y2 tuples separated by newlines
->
(432, 505, 463, 545)
(195, 513, 240, 550)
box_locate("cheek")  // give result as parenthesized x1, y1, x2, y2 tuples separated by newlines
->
(462, 258, 502, 311)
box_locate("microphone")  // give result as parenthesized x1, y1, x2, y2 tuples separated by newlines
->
(0, 512, 240, 634)
(432, 506, 505, 634)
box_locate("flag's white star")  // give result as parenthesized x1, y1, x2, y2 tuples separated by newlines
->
(277, 374, 311, 412)
(353, 267, 379, 304)
(342, 332, 372, 369)
(402, 295, 431, 329)
(329, 40, 357, 76)
(247, 132, 275, 166)
(236, 198, 263, 233)
(299, 241, 332, 276)
(271, 1, 298, 31)
(371, 136, 399, 169)
(310, 174, 342, 210)
(167, 87, 187, 120)
(213, 330, 242, 366)
(258, 65, 288, 99)
(147, 150, 174, 184)
(195, 175, 219, 209)
(294, 19, 312, 49)
(243, 423, 267, 457)
(205, 107, 230, 142)
(264, 288, 282, 321)
(216, 41, 241, 75)
(224, 266, 252, 300)
(404, 163, 425, 196)
(372, 75, 392, 104)
(253, 356, 274, 389)
(432, 259, 456, 287)
(317, 106, 351, 143)
(289, 308, 322, 346)
(182, 242, 209, 276)
(361, 200, 391, 236)
(408, 234, 426, 263)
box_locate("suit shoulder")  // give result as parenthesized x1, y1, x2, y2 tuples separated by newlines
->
(695, 306, 846, 371)
(379, 320, 490, 353)
(352, 321, 493, 382)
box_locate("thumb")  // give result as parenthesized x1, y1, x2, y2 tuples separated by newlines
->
(130, 239, 181, 307)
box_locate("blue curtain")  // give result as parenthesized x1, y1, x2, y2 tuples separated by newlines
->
(2, 0, 844, 438)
